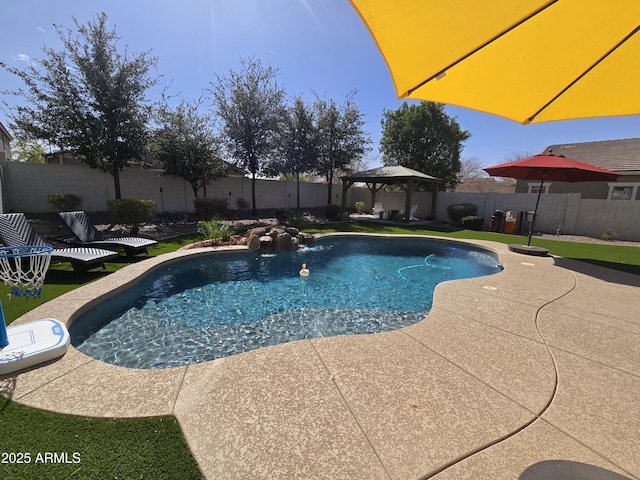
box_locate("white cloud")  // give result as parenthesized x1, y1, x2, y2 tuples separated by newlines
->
(16, 54, 30, 62)
(37, 26, 46, 34)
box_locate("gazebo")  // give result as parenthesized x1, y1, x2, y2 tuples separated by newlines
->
(341, 165, 441, 222)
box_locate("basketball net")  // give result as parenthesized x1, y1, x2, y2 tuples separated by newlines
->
(0, 246, 52, 349)
(0, 246, 53, 298)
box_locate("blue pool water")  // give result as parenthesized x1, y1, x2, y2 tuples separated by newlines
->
(71, 236, 502, 369)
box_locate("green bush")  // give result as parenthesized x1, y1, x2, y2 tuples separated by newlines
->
(461, 215, 484, 230)
(47, 193, 82, 212)
(324, 204, 343, 221)
(107, 199, 156, 234)
(447, 203, 478, 226)
(275, 208, 292, 224)
(235, 197, 250, 212)
(287, 212, 309, 229)
(198, 217, 231, 242)
(193, 196, 227, 220)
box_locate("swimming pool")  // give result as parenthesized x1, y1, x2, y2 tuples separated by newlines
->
(70, 236, 502, 369)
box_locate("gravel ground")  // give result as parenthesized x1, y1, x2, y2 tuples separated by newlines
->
(536, 233, 639, 247)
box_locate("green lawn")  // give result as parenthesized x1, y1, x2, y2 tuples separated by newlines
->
(0, 225, 637, 479)
(1, 234, 204, 480)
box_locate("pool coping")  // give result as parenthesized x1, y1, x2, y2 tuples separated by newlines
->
(2, 234, 639, 479)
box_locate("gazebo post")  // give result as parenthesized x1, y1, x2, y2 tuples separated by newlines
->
(404, 179, 414, 222)
(341, 180, 351, 211)
(369, 183, 377, 212)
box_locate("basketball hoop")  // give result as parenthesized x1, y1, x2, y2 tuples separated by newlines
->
(0, 245, 53, 350)
(0, 245, 53, 298)
(0, 244, 68, 373)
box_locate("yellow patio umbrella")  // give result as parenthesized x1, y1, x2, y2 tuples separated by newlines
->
(349, 0, 640, 124)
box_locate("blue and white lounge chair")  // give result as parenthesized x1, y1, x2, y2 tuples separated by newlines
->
(58, 211, 157, 257)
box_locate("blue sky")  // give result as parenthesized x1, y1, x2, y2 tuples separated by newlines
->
(2, 0, 640, 168)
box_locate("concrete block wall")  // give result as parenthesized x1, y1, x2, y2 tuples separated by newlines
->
(437, 192, 640, 241)
(0, 160, 342, 214)
(1, 161, 637, 241)
(574, 199, 640, 240)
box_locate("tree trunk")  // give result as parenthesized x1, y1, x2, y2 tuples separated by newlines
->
(251, 172, 257, 216)
(326, 171, 334, 204)
(296, 171, 301, 211)
(112, 166, 122, 199)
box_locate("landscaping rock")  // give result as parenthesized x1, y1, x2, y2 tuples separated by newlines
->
(247, 227, 268, 238)
(297, 232, 315, 245)
(247, 234, 261, 251)
(274, 232, 293, 251)
(259, 235, 273, 250)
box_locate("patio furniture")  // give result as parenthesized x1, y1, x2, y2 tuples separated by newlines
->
(400, 204, 419, 221)
(59, 211, 157, 257)
(372, 202, 385, 217)
(0, 213, 118, 273)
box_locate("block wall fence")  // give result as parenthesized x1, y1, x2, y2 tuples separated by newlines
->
(1, 160, 638, 241)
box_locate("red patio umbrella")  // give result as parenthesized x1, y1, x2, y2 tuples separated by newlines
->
(483, 152, 621, 250)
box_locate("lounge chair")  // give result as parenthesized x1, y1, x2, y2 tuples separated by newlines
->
(58, 211, 157, 257)
(0, 213, 118, 273)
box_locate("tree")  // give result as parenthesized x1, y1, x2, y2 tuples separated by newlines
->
(380, 101, 470, 191)
(208, 57, 286, 215)
(313, 92, 371, 204)
(10, 138, 45, 163)
(457, 156, 487, 189)
(1, 13, 157, 199)
(268, 96, 318, 210)
(152, 98, 226, 197)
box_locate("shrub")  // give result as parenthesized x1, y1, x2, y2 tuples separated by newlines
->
(107, 199, 156, 234)
(461, 215, 484, 230)
(275, 208, 292, 224)
(198, 217, 231, 242)
(447, 203, 478, 226)
(324, 204, 343, 221)
(355, 201, 365, 213)
(235, 197, 250, 212)
(193, 196, 227, 221)
(287, 212, 308, 229)
(47, 193, 82, 212)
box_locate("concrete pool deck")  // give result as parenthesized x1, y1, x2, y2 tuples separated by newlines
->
(2, 237, 639, 479)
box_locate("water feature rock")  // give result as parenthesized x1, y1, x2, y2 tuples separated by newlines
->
(243, 225, 314, 252)
(259, 235, 273, 250)
(274, 232, 293, 251)
(297, 232, 315, 245)
(247, 234, 261, 251)
(247, 227, 267, 238)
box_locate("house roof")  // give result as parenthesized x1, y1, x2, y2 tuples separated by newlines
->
(341, 165, 441, 184)
(542, 138, 640, 173)
(0, 121, 12, 142)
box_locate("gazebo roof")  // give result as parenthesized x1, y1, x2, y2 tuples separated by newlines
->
(341, 165, 441, 184)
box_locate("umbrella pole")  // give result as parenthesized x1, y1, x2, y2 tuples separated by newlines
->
(527, 174, 546, 246)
